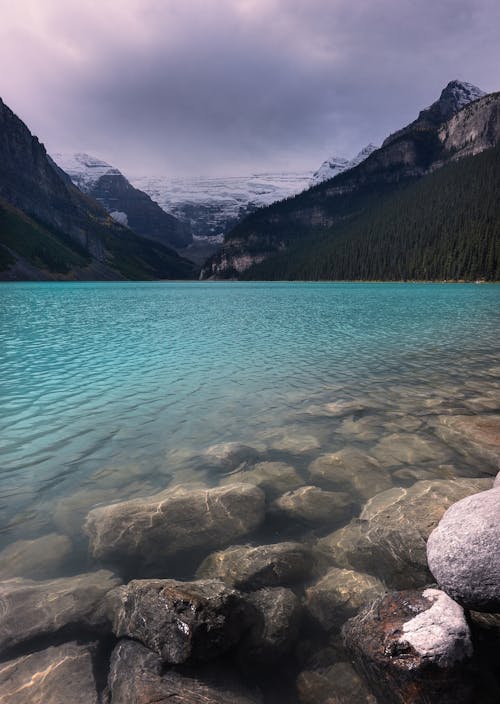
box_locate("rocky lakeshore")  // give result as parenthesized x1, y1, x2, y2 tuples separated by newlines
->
(0, 412, 499, 703)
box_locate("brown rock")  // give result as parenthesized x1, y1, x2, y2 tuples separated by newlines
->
(0, 642, 98, 704)
(196, 542, 313, 590)
(271, 486, 352, 526)
(0, 533, 71, 580)
(0, 570, 120, 655)
(105, 578, 252, 664)
(85, 483, 265, 569)
(343, 589, 474, 704)
(107, 639, 263, 703)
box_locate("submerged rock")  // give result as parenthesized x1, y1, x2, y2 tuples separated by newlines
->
(0, 642, 98, 704)
(53, 481, 157, 536)
(371, 432, 451, 467)
(0, 533, 71, 580)
(106, 578, 251, 664)
(85, 483, 265, 569)
(434, 414, 500, 468)
(305, 567, 385, 631)
(427, 486, 500, 611)
(343, 589, 473, 704)
(308, 448, 392, 500)
(271, 485, 352, 526)
(196, 542, 313, 590)
(317, 478, 491, 588)
(239, 587, 302, 665)
(220, 461, 304, 499)
(0, 569, 120, 655)
(297, 661, 376, 704)
(107, 639, 263, 704)
(204, 442, 262, 472)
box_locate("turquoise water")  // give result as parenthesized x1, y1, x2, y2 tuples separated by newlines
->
(0, 282, 499, 549)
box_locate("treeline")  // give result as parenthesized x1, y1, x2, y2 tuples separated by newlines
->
(241, 145, 500, 281)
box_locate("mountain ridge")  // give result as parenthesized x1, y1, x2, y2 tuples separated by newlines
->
(0, 98, 197, 280)
(201, 81, 499, 279)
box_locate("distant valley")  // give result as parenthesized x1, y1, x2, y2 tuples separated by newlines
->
(0, 80, 498, 281)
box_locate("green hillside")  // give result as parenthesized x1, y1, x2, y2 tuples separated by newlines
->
(240, 145, 500, 281)
(0, 197, 197, 280)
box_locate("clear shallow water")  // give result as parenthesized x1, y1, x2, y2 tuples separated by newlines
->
(0, 281, 499, 551)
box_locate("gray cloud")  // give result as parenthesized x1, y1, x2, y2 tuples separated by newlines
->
(1, 0, 499, 177)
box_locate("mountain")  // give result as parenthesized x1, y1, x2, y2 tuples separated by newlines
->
(51, 153, 192, 249)
(130, 171, 314, 240)
(310, 144, 378, 186)
(0, 98, 196, 280)
(201, 81, 499, 280)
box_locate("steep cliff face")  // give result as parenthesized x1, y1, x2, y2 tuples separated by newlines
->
(0, 99, 196, 280)
(52, 153, 192, 249)
(201, 83, 498, 279)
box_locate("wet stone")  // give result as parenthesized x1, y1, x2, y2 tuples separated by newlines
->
(0, 570, 120, 655)
(316, 478, 491, 589)
(85, 483, 265, 570)
(105, 578, 252, 664)
(271, 486, 352, 527)
(196, 542, 313, 590)
(238, 587, 302, 665)
(107, 639, 263, 704)
(297, 661, 376, 704)
(219, 462, 304, 500)
(305, 567, 385, 631)
(343, 589, 473, 704)
(427, 487, 500, 611)
(0, 533, 72, 580)
(308, 448, 392, 501)
(0, 641, 98, 704)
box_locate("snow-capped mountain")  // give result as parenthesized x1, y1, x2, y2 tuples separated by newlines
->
(129, 172, 314, 239)
(418, 80, 486, 124)
(51, 153, 122, 192)
(51, 152, 191, 249)
(310, 144, 378, 186)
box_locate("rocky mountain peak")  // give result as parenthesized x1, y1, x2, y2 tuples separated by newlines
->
(418, 80, 486, 124)
(310, 143, 378, 186)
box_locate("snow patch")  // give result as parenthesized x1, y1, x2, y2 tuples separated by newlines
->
(110, 211, 128, 226)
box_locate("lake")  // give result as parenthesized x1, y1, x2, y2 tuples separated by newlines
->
(1, 281, 499, 700)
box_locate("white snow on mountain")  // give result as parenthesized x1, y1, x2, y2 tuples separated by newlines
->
(129, 172, 314, 237)
(51, 152, 121, 192)
(310, 143, 378, 186)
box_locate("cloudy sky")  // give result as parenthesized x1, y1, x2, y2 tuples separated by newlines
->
(1, 0, 499, 177)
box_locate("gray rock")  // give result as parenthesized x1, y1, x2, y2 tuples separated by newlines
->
(196, 542, 313, 590)
(239, 587, 302, 664)
(107, 639, 263, 704)
(0, 642, 98, 704)
(0, 570, 120, 655)
(305, 567, 385, 631)
(316, 478, 491, 588)
(85, 483, 265, 569)
(308, 448, 392, 500)
(343, 589, 473, 704)
(371, 432, 451, 467)
(427, 487, 500, 611)
(495, 471, 500, 487)
(271, 486, 352, 526)
(105, 578, 252, 664)
(297, 661, 376, 704)
(0, 533, 72, 580)
(220, 461, 304, 499)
